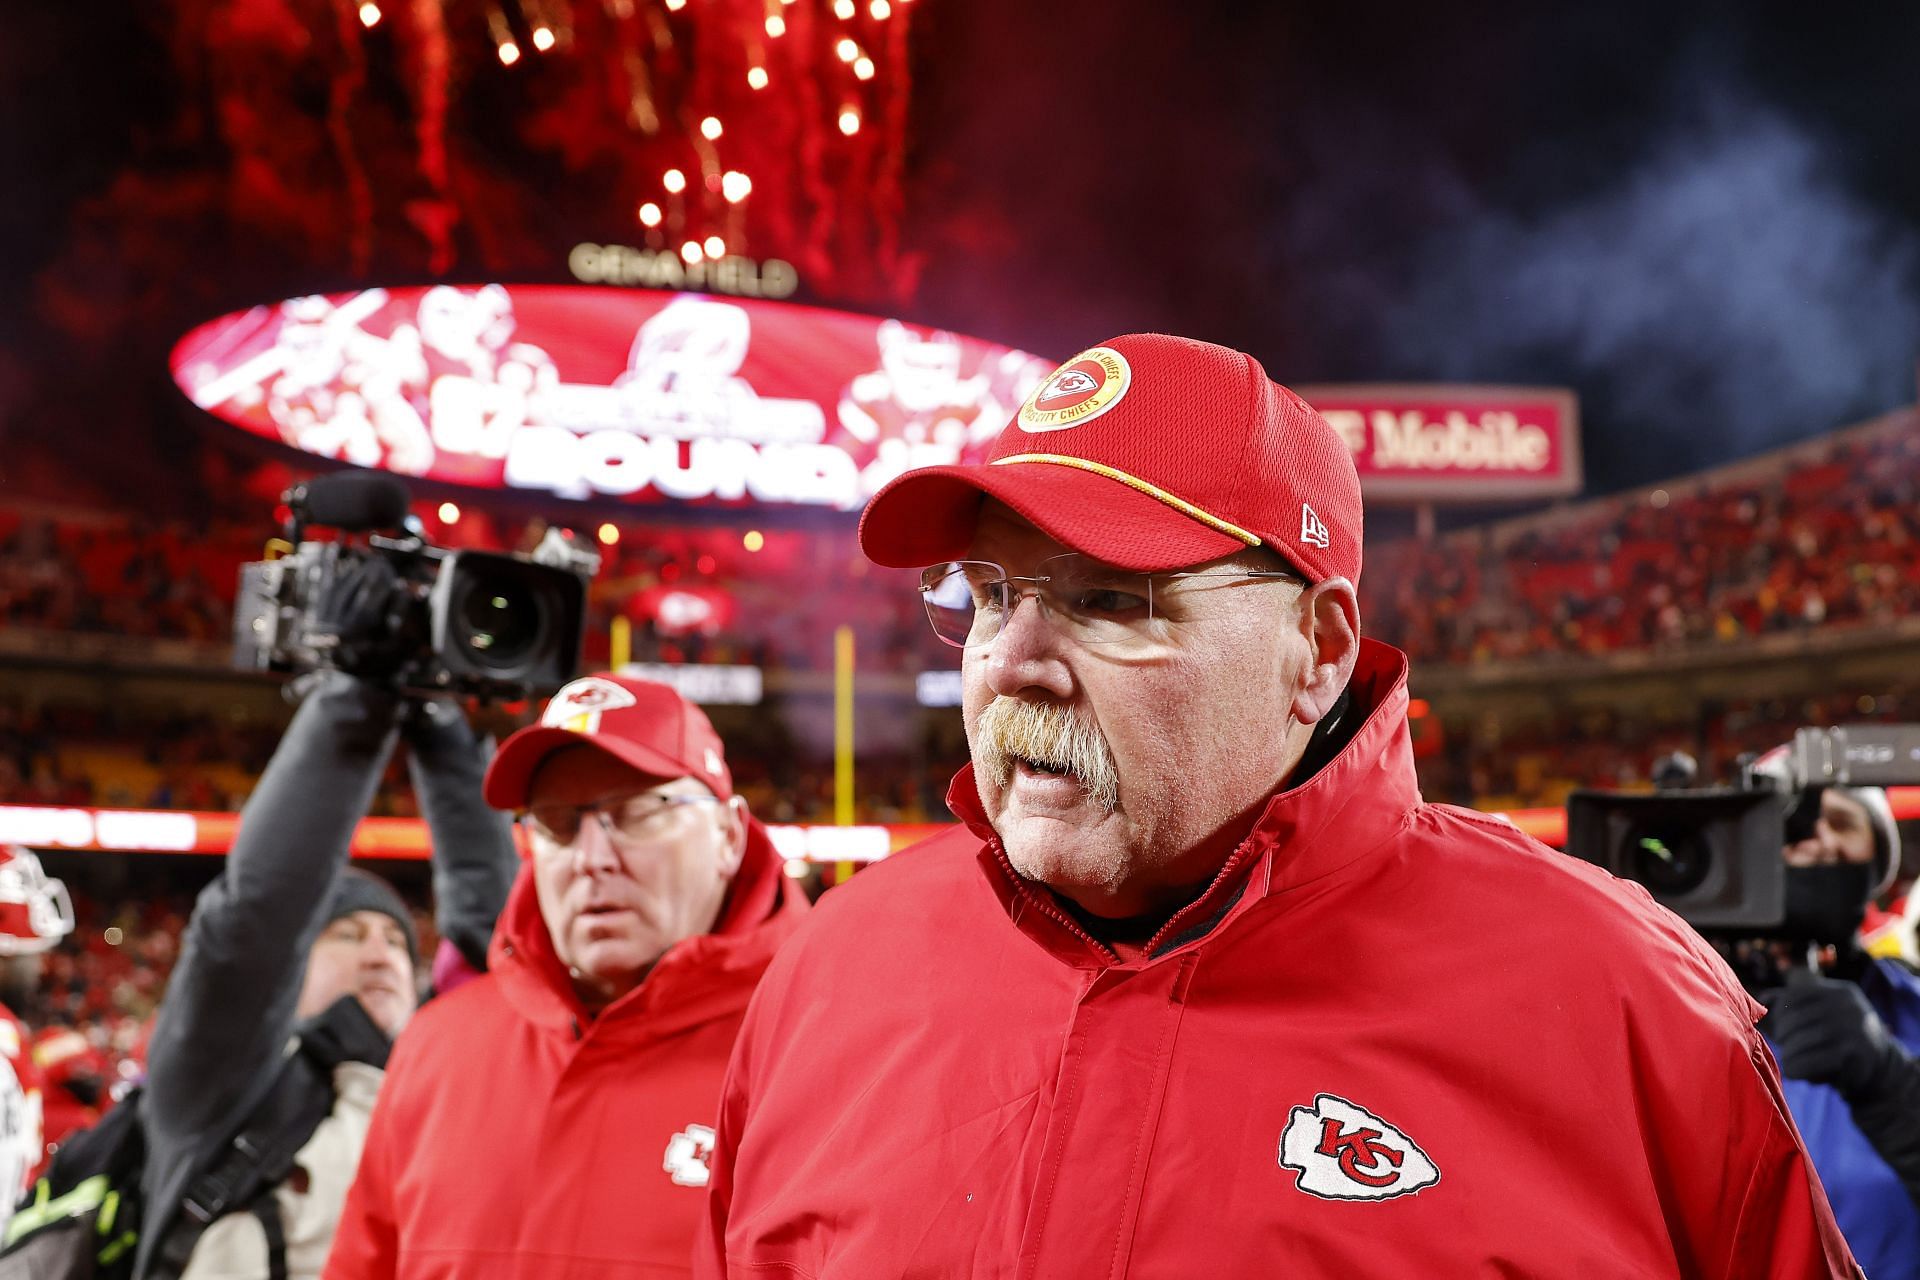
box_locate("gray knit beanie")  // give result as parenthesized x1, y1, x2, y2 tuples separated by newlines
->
(324, 867, 420, 964)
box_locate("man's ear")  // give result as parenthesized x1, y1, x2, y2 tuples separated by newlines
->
(1290, 577, 1361, 725)
(717, 794, 751, 877)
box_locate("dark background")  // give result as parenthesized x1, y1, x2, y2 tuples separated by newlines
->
(4, 0, 1917, 516)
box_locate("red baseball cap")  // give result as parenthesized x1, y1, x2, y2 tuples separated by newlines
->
(858, 333, 1363, 582)
(484, 674, 733, 809)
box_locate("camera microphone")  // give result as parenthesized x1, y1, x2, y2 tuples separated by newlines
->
(287, 471, 412, 532)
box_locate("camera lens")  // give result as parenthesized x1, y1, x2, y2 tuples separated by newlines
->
(457, 579, 542, 667)
(1623, 820, 1712, 897)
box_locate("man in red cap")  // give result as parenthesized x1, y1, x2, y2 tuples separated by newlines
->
(326, 674, 806, 1280)
(698, 334, 1859, 1277)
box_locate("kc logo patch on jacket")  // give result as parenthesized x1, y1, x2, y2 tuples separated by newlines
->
(663, 1124, 716, 1188)
(1279, 1093, 1440, 1201)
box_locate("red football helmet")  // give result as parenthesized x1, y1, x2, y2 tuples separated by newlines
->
(0, 846, 74, 956)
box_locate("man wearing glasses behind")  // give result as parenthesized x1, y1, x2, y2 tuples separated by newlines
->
(699, 334, 1859, 1277)
(326, 675, 806, 1280)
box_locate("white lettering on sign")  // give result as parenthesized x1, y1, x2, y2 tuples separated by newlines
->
(1368, 410, 1550, 472)
(505, 429, 865, 508)
(570, 242, 801, 299)
(1320, 409, 1369, 454)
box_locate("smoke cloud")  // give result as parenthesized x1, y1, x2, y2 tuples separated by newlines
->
(1375, 74, 1920, 486)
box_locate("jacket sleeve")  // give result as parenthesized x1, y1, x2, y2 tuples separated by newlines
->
(143, 674, 401, 1146)
(696, 959, 779, 1280)
(1714, 1030, 1861, 1277)
(323, 1032, 408, 1280)
(402, 698, 516, 976)
(694, 1061, 746, 1280)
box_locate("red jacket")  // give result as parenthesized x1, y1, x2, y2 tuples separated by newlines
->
(700, 641, 1857, 1279)
(326, 817, 807, 1280)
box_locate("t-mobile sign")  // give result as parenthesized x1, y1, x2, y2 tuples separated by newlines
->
(1299, 385, 1582, 501)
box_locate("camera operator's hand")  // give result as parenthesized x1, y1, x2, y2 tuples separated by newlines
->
(1760, 968, 1908, 1100)
(309, 553, 403, 675)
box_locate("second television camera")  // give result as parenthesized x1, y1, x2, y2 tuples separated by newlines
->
(233, 471, 599, 698)
(1566, 725, 1920, 932)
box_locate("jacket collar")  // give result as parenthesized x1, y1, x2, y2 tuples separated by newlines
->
(488, 814, 807, 1040)
(948, 638, 1422, 964)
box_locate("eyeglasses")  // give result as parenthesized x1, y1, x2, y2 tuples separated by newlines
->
(520, 790, 720, 848)
(919, 555, 1306, 650)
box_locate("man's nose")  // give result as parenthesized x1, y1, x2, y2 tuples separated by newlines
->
(570, 813, 626, 874)
(360, 932, 406, 969)
(983, 591, 1073, 700)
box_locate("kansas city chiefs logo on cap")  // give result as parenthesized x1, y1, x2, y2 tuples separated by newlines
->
(1037, 369, 1099, 403)
(542, 676, 637, 735)
(1018, 346, 1131, 432)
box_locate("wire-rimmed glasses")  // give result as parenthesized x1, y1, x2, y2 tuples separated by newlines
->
(520, 790, 720, 848)
(919, 554, 1305, 650)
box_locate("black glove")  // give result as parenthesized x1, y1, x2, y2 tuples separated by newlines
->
(1760, 968, 1908, 1100)
(308, 554, 403, 677)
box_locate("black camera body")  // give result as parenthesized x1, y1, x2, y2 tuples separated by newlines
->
(1565, 725, 1920, 933)
(1565, 787, 1790, 929)
(233, 472, 598, 699)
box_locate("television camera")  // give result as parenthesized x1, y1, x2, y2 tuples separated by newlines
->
(233, 471, 599, 699)
(1566, 725, 1919, 933)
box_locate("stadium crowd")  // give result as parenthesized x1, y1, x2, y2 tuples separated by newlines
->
(10, 413, 1920, 688)
(1366, 423, 1920, 666)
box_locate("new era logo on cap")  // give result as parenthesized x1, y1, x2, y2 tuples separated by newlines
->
(1300, 504, 1330, 550)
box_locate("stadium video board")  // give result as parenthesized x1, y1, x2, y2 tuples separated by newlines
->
(170, 284, 1058, 512)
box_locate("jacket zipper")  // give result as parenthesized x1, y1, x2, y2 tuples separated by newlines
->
(987, 836, 1118, 964)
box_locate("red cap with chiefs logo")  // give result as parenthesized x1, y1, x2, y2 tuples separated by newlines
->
(858, 332, 1363, 582)
(484, 674, 732, 809)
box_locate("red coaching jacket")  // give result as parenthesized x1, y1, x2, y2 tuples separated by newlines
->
(325, 818, 807, 1280)
(699, 641, 1857, 1279)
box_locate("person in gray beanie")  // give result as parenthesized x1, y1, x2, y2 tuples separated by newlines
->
(290, 869, 421, 1043)
(322, 870, 420, 966)
(135, 663, 516, 1280)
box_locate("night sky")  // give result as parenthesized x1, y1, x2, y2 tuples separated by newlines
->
(4, 0, 1917, 516)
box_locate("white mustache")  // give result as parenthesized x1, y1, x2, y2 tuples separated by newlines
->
(975, 698, 1119, 813)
